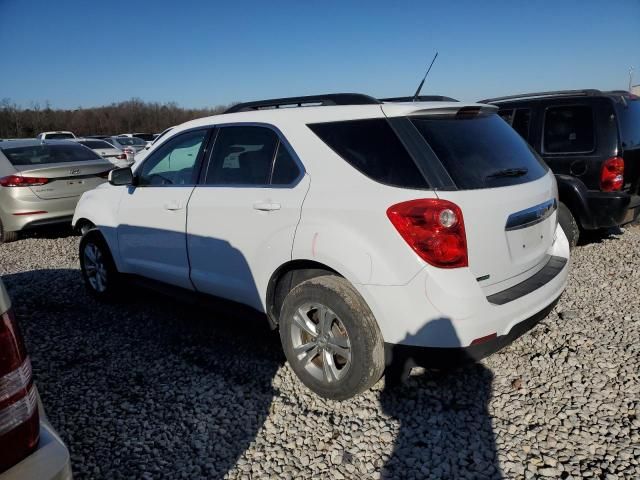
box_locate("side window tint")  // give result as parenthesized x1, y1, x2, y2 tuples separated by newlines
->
(271, 142, 300, 184)
(205, 126, 278, 185)
(512, 109, 531, 140)
(308, 119, 428, 189)
(544, 105, 594, 153)
(498, 109, 514, 124)
(138, 130, 207, 186)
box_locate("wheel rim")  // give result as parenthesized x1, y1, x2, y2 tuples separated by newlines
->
(83, 242, 108, 293)
(290, 302, 352, 384)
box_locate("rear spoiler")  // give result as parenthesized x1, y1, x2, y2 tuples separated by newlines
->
(406, 104, 498, 117)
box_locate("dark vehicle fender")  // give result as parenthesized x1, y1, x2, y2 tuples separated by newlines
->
(555, 174, 594, 230)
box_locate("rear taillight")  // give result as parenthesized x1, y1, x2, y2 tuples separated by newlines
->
(0, 175, 50, 188)
(600, 156, 624, 192)
(116, 153, 127, 160)
(387, 199, 468, 268)
(0, 307, 39, 472)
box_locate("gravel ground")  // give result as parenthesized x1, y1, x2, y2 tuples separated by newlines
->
(0, 226, 638, 479)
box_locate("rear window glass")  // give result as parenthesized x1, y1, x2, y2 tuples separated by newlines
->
(79, 140, 114, 149)
(543, 105, 595, 153)
(116, 137, 145, 146)
(1, 144, 101, 165)
(44, 133, 75, 139)
(308, 119, 428, 189)
(411, 114, 548, 189)
(133, 133, 155, 141)
(616, 99, 640, 149)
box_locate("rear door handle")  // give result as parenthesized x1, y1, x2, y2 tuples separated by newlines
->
(163, 200, 183, 211)
(253, 201, 281, 212)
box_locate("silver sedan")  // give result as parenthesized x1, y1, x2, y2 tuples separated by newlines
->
(0, 139, 113, 243)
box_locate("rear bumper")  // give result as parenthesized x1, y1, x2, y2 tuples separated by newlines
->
(354, 224, 570, 349)
(385, 298, 559, 368)
(0, 191, 79, 233)
(585, 191, 640, 229)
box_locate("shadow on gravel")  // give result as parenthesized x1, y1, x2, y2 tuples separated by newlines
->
(3, 268, 283, 480)
(381, 320, 501, 479)
(17, 225, 77, 241)
(577, 226, 622, 247)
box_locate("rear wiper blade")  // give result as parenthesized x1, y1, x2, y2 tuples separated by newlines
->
(486, 167, 528, 179)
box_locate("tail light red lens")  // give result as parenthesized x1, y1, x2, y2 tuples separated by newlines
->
(116, 153, 127, 160)
(0, 307, 39, 472)
(0, 175, 50, 187)
(387, 199, 468, 268)
(600, 156, 624, 192)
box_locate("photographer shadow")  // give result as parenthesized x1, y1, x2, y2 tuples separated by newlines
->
(380, 318, 501, 479)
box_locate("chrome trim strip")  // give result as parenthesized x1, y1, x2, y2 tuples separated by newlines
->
(505, 199, 557, 231)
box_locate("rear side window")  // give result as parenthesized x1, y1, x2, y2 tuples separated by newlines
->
(616, 99, 640, 149)
(412, 114, 548, 189)
(308, 119, 428, 189)
(544, 105, 595, 153)
(1, 144, 101, 165)
(271, 143, 300, 184)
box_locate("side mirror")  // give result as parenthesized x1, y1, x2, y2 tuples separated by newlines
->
(108, 167, 134, 186)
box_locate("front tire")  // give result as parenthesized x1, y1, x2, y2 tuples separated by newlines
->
(279, 275, 385, 401)
(558, 202, 579, 249)
(79, 230, 121, 300)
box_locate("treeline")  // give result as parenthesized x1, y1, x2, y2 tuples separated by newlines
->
(0, 98, 232, 138)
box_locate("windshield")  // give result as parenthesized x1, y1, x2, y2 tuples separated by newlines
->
(411, 113, 548, 189)
(1, 144, 102, 165)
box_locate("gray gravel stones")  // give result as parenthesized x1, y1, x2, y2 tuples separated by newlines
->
(0, 225, 638, 479)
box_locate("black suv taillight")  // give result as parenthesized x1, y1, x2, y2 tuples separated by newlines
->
(600, 156, 624, 192)
(0, 306, 39, 473)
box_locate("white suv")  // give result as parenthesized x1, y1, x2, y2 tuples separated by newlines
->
(73, 94, 570, 400)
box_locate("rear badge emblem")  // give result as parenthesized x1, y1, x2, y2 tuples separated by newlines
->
(70, 169, 80, 175)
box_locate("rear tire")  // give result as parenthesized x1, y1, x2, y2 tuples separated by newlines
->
(79, 230, 121, 301)
(0, 221, 18, 244)
(279, 275, 385, 400)
(558, 202, 579, 249)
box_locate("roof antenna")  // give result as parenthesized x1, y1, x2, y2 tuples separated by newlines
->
(412, 52, 438, 101)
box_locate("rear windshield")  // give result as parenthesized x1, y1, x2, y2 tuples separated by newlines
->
(133, 133, 154, 141)
(308, 119, 428, 189)
(616, 98, 640, 149)
(44, 133, 74, 140)
(116, 137, 146, 146)
(1, 144, 101, 166)
(79, 140, 115, 149)
(411, 114, 548, 189)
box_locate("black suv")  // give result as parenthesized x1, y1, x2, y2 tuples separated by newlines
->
(481, 89, 640, 246)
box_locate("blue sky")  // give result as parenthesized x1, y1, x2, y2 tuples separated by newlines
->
(1, 0, 638, 109)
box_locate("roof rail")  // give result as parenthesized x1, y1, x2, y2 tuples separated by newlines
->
(381, 95, 458, 103)
(224, 93, 380, 114)
(479, 89, 603, 104)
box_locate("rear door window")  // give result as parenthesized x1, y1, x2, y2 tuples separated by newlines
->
(543, 105, 595, 153)
(1, 143, 101, 165)
(411, 114, 548, 189)
(308, 118, 428, 189)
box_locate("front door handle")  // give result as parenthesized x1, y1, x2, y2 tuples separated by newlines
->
(163, 200, 183, 211)
(253, 201, 281, 212)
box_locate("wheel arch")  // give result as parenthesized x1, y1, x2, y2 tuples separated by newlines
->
(265, 259, 341, 329)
